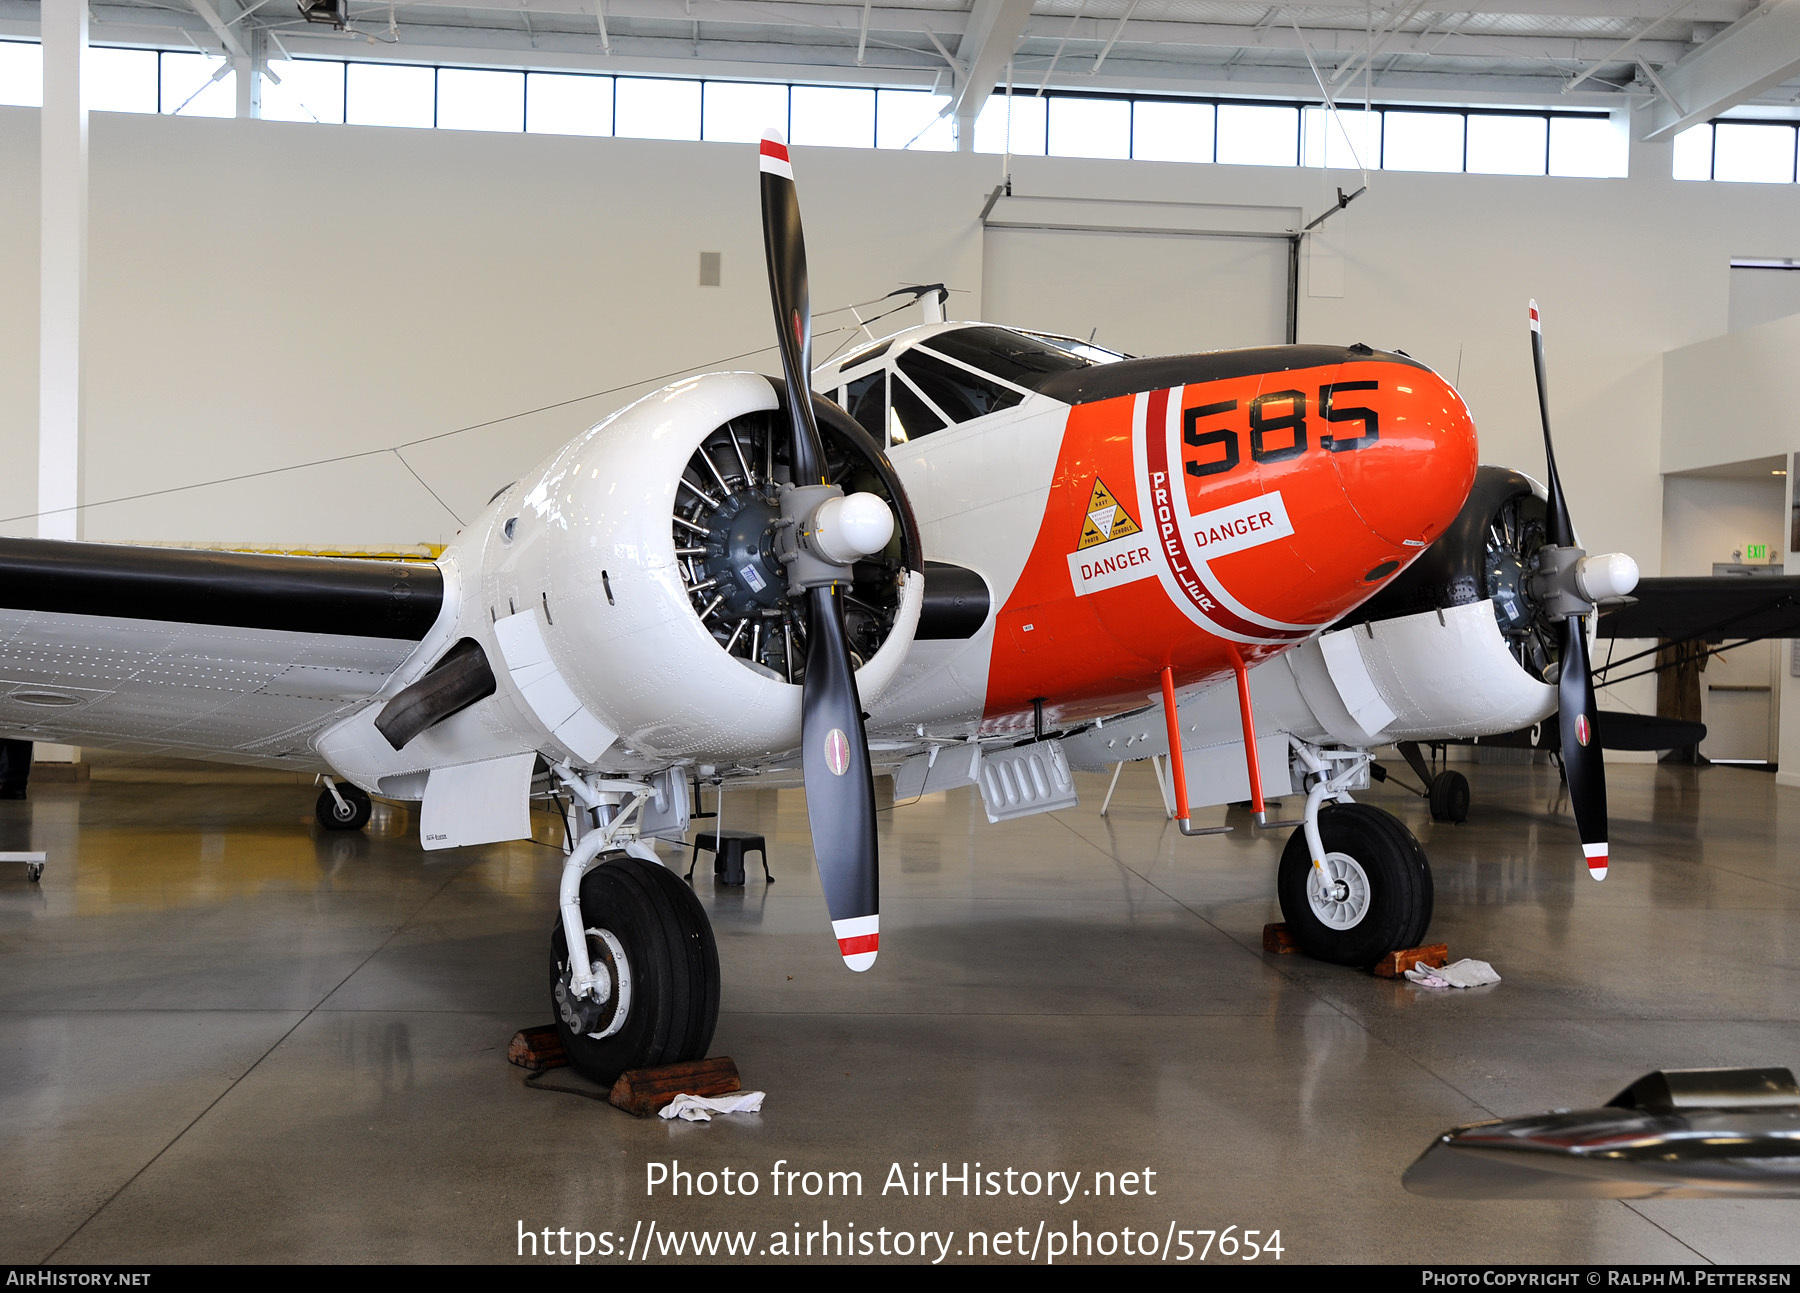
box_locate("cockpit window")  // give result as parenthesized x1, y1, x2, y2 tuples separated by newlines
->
(923, 326, 1108, 392)
(1018, 330, 1129, 365)
(897, 348, 1025, 424)
(888, 372, 947, 443)
(843, 370, 886, 441)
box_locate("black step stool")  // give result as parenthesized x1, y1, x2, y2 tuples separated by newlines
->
(686, 829, 772, 887)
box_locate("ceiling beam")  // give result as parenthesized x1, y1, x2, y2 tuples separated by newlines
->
(39, 10, 1616, 104)
(950, 0, 1036, 119)
(1009, 18, 1691, 63)
(308, 0, 1698, 65)
(7, 0, 1690, 71)
(1642, 0, 1800, 137)
(185, 0, 247, 60)
(945, 0, 1035, 141)
(610, 1, 1698, 65)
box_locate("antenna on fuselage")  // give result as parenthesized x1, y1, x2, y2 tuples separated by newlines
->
(889, 283, 949, 325)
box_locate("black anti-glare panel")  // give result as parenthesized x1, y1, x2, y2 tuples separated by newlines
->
(1036, 344, 1430, 407)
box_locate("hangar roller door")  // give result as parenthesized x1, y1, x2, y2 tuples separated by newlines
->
(980, 227, 1291, 358)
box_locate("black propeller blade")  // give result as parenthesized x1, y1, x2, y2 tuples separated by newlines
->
(1529, 300, 1609, 881)
(760, 129, 881, 968)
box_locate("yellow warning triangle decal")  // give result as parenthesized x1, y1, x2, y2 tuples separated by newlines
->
(1076, 477, 1143, 550)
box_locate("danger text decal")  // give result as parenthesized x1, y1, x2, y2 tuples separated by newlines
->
(1068, 535, 1157, 596)
(1068, 476, 1154, 595)
(1187, 492, 1294, 559)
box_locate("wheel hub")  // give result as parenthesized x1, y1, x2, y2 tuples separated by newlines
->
(555, 926, 633, 1039)
(1306, 852, 1372, 930)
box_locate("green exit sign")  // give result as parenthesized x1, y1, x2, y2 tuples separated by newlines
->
(1748, 544, 1770, 561)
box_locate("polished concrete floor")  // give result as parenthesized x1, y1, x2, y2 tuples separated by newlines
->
(2, 755, 1798, 1264)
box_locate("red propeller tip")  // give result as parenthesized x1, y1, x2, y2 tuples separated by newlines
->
(1585, 844, 1608, 881)
(759, 130, 793, 177)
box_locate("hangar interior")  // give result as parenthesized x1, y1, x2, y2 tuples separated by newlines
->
(3, 0, 1800, 1265)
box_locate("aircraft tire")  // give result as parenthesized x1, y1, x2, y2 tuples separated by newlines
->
(550, 854, 720, 1085)
(1277, 803, 1434, 967)
(315, 783, 372, 831)
(1428, 770, 1471, 824)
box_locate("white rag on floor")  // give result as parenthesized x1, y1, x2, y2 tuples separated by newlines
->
(658, 1091, 766, 1121)
(1404, 958, 1500, 989)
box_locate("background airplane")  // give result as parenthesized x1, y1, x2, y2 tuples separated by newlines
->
(0, 132, 1641, 1084)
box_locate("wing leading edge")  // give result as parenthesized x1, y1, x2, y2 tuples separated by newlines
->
(0, 539, 445, 767)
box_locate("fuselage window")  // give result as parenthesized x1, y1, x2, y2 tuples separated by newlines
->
(842, 370, 886, 441)
(896, 348, 1026, 424)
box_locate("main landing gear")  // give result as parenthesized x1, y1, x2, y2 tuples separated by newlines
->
(551, 854, 719, 1083)
(1273, 741, 1436, 967)
(1276, 802, 1434, 968)
(1156, 663, 1436, 969)
(546, 766, 721, 1084)
(315, 780, 372, 831)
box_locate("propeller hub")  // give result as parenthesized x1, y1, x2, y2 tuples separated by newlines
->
(1575, 551, 1640, 604)
(775, 483, 895, 595)
(813, 492, 896, 566)
(1530, 544, 1595, 621)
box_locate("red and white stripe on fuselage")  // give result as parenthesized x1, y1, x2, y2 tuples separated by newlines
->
(1135, 385, 1327, 646)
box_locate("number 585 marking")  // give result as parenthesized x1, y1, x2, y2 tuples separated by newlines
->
(1183, 382, 1380, 479)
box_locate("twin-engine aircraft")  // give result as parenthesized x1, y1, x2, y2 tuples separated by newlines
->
(0, 132, 1639, 1083)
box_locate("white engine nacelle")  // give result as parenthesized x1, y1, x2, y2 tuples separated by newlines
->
(318, 371, 923, 793)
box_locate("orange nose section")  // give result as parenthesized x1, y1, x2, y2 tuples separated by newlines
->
(1328, 366, 1479, 550)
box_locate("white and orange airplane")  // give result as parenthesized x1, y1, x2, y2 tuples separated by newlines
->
(0, 132, 1639, 1084)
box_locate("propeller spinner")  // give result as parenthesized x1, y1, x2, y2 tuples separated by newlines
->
(1527, 301, 1636, 881)
(760, 129, 891, 970)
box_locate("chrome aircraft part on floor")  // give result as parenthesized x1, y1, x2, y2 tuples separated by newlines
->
(1404, 1068, 1800, 1200)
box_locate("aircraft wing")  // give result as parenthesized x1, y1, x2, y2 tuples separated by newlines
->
(1598, 575, 1800, 643)
(0, 538, 441, 770)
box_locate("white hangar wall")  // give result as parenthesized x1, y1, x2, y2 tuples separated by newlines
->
(1662, 312, 1800, 783)
(0, 107, 1794, 607)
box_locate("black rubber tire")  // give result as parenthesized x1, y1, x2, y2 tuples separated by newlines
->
(1277, 803, 1434, 967)
(315, 783, 372, 831)
(550, 854, 720, 1085)
(1428, 770, 1471, 824)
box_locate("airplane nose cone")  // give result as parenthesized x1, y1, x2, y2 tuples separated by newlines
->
(1328, 368, 1478, 552)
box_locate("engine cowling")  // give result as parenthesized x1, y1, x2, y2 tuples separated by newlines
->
(318, 371, 924, 789)
(1293, 464, 1609, 744)
(483, 369, 922, 765)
